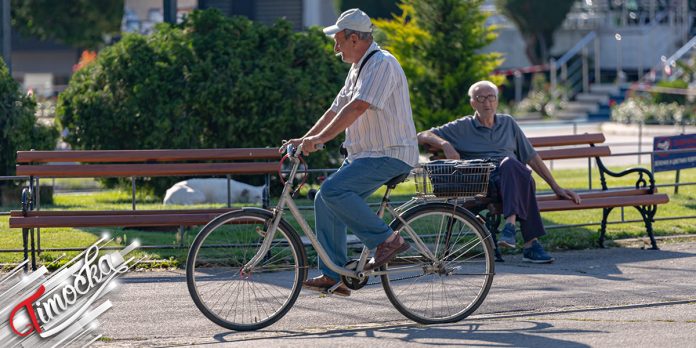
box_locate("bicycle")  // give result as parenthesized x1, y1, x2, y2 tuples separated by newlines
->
(186, 145, 496, 331)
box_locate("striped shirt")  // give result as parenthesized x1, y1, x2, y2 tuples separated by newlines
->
(330, 42, 419, 167)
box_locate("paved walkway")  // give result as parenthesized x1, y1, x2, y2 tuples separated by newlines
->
(95, 241, 696, 347)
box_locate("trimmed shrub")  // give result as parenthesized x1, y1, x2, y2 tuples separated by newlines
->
(58, 9, 348, 195)
(0, 59, 58, 178)
(652, 79, 688, 105)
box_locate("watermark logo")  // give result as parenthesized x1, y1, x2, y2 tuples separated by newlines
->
(0, 236, 139, 347)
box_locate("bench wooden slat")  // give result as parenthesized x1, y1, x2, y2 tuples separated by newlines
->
(529, 133, 605, 147)
(537, 146, 610, 160)
(9, 208, 238, 217)
(538, 193, 669, 212)
(16, 148, 281, 164)
(16, 162, 279, 178)
(536, 188, 652, 202)
(9, 213, 232, 228)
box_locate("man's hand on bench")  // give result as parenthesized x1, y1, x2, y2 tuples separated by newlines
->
(553, 186, 581, 204)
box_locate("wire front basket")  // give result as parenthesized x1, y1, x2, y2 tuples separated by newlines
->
(413, 160, 496, 199)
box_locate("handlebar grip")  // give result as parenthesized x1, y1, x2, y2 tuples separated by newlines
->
(288, 143, 324, 156)
(286, 144, 296, 156)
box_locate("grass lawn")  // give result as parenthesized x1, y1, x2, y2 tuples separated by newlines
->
(1, 166, 694, 269)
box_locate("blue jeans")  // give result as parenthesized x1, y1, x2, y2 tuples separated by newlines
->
(314, 157, 412, 282)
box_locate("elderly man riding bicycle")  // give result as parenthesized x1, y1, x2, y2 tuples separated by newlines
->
(282, 8, 419, 296)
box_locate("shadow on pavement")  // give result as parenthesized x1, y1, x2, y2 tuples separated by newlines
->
(209, 320, 597, 347)
(493, 247, 695, 281)
(118, 245, 696, 285)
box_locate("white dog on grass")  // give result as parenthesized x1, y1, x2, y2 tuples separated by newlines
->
(163, 178, 265, 205)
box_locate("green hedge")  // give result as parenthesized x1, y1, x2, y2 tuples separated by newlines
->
(0, 59, 58, 178)
(652, 79, 688, 105)
(58, 9, 348, 194)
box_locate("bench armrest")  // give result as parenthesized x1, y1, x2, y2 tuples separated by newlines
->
(598, 165, 656, 193)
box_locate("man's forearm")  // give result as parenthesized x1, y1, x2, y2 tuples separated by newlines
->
(303, 109, 337, 138)
(417, 130, 448, 149)
(315, 100, 369, 143)
(528, 154, 560, 190)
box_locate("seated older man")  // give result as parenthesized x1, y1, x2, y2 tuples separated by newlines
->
(417, 80, 581, 263)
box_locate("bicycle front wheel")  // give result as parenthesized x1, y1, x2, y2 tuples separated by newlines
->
(381, 203, 495, 324)
(186, 208, 307, 331)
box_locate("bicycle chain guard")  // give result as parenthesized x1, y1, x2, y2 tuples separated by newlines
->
(341, 259, 369, 290)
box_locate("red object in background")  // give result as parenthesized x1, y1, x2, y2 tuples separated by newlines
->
(73, 51, 98, 72)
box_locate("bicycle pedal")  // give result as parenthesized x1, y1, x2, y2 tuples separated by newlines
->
(326, 281, 345, 294)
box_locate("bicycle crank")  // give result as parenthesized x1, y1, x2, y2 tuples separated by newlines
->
(341, 260, 369, 290)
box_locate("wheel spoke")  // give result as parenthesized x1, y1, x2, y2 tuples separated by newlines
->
(382, 205, 494, 324)
(187, 211, 304, 331)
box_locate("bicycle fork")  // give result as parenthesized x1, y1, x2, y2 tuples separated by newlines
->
(241, 155, 302, 274)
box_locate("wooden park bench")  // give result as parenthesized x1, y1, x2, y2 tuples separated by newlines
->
(9, 148, 281, 269)
(426, 133, 670, 261)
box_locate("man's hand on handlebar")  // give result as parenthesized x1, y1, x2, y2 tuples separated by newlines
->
(299, 136, 323, 155)
(279, 138, 303, 154)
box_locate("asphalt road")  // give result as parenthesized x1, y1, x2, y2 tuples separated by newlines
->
(94, 240, 696, 347)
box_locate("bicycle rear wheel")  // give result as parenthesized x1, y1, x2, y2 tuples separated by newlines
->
(381, 203, 494, 324)
(186, 208, 307, 331)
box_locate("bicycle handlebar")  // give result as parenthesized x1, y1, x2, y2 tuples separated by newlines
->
(279, 142, 324, 188)
(287, 143, 324, 157)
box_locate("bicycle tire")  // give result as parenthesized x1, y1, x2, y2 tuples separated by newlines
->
(186, 208, 307, 331)
(381, 203, 495, 324)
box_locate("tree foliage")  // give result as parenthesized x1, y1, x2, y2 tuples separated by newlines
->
(0, 59, 58, 178)
(374, 0, 503, 129)
(495, 0, 575, 65)
(11, 0, 123, 48)
(338, 0, 400, 19)
(58, 9, 347, 194)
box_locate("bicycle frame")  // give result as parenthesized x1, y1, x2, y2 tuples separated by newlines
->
(242, 149, 438, 280)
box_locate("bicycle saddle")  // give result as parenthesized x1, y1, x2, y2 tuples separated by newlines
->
(385, 173, 409, 189)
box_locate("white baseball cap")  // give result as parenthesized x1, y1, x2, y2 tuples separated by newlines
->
(323, 8, 373, 36)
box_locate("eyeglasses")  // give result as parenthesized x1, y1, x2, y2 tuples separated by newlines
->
(473, 95, 497, 103)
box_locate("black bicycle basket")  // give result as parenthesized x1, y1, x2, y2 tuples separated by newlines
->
(415, 159, 496, 198)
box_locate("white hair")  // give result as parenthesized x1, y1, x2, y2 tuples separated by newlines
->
(468, 80, 499, 98)
(343, 28, 373, 41)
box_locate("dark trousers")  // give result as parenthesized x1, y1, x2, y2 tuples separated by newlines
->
(490, 157, 546, 242)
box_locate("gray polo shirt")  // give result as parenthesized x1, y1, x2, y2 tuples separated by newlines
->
(430, 114, 537, 163)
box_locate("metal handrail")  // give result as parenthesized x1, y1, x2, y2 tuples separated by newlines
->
(556, 31, 597, 67)
(550, 31, 599, 99)
(666, 35, 696, 81)
(666, 35, 696, 67)
(630, 31, 696, 94)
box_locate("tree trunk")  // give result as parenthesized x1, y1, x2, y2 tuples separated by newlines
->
(537, 32, 548, 64)
(523, 34, 542, 65)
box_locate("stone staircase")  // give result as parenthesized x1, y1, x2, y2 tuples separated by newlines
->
(552, 83, 623, 121)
